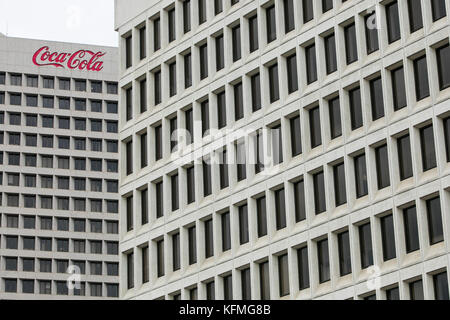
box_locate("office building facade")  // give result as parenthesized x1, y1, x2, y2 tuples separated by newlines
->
(116, 0, 450, 300)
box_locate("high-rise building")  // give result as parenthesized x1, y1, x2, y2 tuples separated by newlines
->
(115, 0, 450, 300)
(0, 33, 120, 299)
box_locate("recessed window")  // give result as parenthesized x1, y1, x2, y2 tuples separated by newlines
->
(238, 204, 249, 245)
(328, 96, 342, 139)
(427, 197, 444, 245)
(349, 86, 363, 130)
(294, 180, 306, 222)
(354, 153, 368, 198)
(268, 63, 280, 103)
(251, 72, 261, 112)
(407, 0, 423, 33)
(391, 66, 407, 111)
(172, 232, 180, 271)
(344, 23, 358, 65)
(199, 43, 208, 80)
(205, 218, 214, 258)
(324, 33, 337, 74)
(359, 223, 373, 269)
(168, 8, 176, 43)
(266, 5, 276, 43)
(409, 279, 424, 300)
(317, 239, 330, 283)
(171, 174, 179, 211)
(186, 166, 195, 204)
(420, 124, 437, 172)
(365, 13, 379, 54)
(338, 231, 351, 276)
(157, 239, 164, 277)
(386, 1, 401, 44)
(413, 55, 430, 101)
(215, 34, 224, 71)
(397, 134, 413, 180)
(380, 214, 396, 261)
(286, 53, 298, 94)
(375, 144, 390, 190)
(125, 35, 132, 68)
(433, 272, 449, 300)
(232, 24, 241, 62)
(221, 211, 231, 251)
(297, 246, 310, 289)
(431, 0, 447, 21)
(305, 43, 317, 84)
(333, 162, 347, 207)
(303, 0, 314, 23)
(256, 196, 267, 238)
(249, 15, 259, 53)
(234, 82, 244, 121)
(369, 76, 385, 121)
(313, 171, 326, 215)
(183, 0, 191, 34)
(309, 106, 322, 148)
(278, 254, 290, 297)
(259, 261, 270, 300)
(188, 225, 197, 264)
(436, 44, 450, 91)
(275, 188, 286, 230)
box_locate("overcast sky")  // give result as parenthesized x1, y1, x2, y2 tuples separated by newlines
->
(0, 0, 118, 47)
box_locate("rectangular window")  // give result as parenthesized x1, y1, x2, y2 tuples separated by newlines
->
(140, 26, 147, 59)
(413, 55, 430, 101)
(171, 174, 179, 211)
(126, 140, 133, 175)
(155, 181, 164, 218)
(420, 125, 437, 172)
(153, 17, 161, 51)
(354, 154, 368, 198)
(188, 226, 197, 264)
(381, 214, 396, 261)
(241, 268, 251, 300)
(141, 189, 148, 225)
(431, 0, 447, 21)
(433, 272, 449, 300)
(234, 82, 244, 121)
(187, 166, 195, 204)
(200, 44, 208, 80)
(170, 117, 178, 152)
(220, 149, 229, 189)
(239, 204, 249, 245)
(286, 54, 298, 94)
(215, 0, 223, 15)
(198, 0, 206, 25)
(154, 70, 161, 105)
(303, 0, 314, 23)
(305, 44, 317, 84)
(349, 86, 363, 130)
(215, 34, 224, 71)
(126, 87, 133, 121)
(309, 106, 322, 148)
(284, 0, 295, 33)
(278, 254, 290, 297)
(370, 77, 385, 121)
(272, 125, 283, 165)
(169, 62, 177, 97)
(437, 44, 450, 91)
(333, 162, 347, 207)
(268, 64, 280, 103)
(408, 0, 423, 33)
(203, 160, 212, 196)
(168, 8, 176, 42)
(297, 246, 310, 289)
(184, 53, 192, 88)
(427, 197, 444, 245)
(205, 218, 214, 258)
(221, 211, 231, 252)
(294, 180, 306, 222)
(259, 261, 270, 300)
(249, 15, 259, 53)
(290, 116, 302, 157)
(313, 171, 326, 214)
(344, 23, 358, 64)
(155, 125, 163, 161)
(275, 188, 286, 230)
(266, 5, 276, 43)
(329, 97, 342, 139)
(183, 0, 191, 33)
(140, 78, 147, 113)
(386, 1, 401, 43)
(141, 248, 149, 284)
(317, 239, 330, 283)
(251, 73, 261, 112)
(141, 133, 148, 168)
(409, 279, 424, 300)
(398, 134, 413, 180)
(125, 35, 132, 68)
(236, 141, 246, 181)
(257, 196, 267, 238)
(126, 196, 133, 232)
(324, 33, 337, 74)
(173, 233, 181, 271)
(391, 66, 407, 111)
(403, 205, 420, 253)
(217, 91, 227, 129)
(157, 240, 165, 277)
(127, 253, 134, 289)
(359, 223, 374, 269)
(375, 144, 390, 190)
(338, 231, 352, 276)
(365, 13, 379, 54)
(232, 25, 241, 62)
(186, 108, 194, 145)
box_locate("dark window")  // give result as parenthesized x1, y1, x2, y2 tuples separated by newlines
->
(173, 233, 180, 271)
(386, 1, 401, 43)
(268, 64, 280, 103)
(234, 82, 244, 121)
(329, 97, 342, 139)
(433, 272, 449, 300)
(294, 180, 306, 222)
(254, 129, 264, 175)
(286, 54, 298, 94)
(391, 66, 407, 111)
(257, 196, 267, 237)
(431, 0, 447, 21)
(398, 134, 413, 180)
(239, 204, 249, 245)
(215, 0, 223, 15)
(154, 70, 161, 105)
(170, 117, 178, 152)
(216, 35, 225, 71)
(126, 87, 133, 121)
(198, 0, 206, 24)
(413, 55, 430, 101)
(365, 13, 379, 54)
(154, 17, 161, 51)
(125, 35, 132, 68)
(251, 73, 261, 112)
(168, 8, 176, 42)
(408, 0, 423, 32)
(381, 214, 396, 261)
(266, 5, 276, 43)
(223, 275, 232, 300)
(156, 181, 164, 218)
(278, 254, 290, 297)
(186, 108, 194, 145)
(305, 44, 317, 84)
(200, 44, 208, 80)
(370, 77, 385, 121)
(344, 23, 358, 64)
(386, 287, 400, 300)
(140, 26, 146, 60)
(220, 149, 229, 189)
(141, 189, 148, 225)
(205, 218, 214, 258)
(284, 0, 295, 33)
(217, 91, 227, 129)
(171, 174, 179, 211)
(275, 188, 286, 230)
(187, 166, 195, 204)
(290, 116, 302, 157)
(437, 44, 450, 90)
(309, 106, 322, 148)
(303, 0, 314, 23)
(313, 171, 326, 214)
(333, 163, 347, 207)
(349, 86, 363, 130)
(188, 226, 197, 264)
(203, 160, 212, 196)
(354, 154, 368, 198)
(338, 231, 352, 276)
(184, 53, 192, 88)
(409, 279, 424, 300)
(232, 25, 241, 62)
(297, 246, 310, 289)
(249, 15, 259, 53)
(222, 211, 231, 251)
(403, 205, 420, 253)
(272, 125, 283, 165)
(260, 261, 270, 300)
(420, 125, 437, 172)
(317, 239, 330, 283)
(324, 33, 337, 74)
(375, 144, 390, 190)
(206, 281, 215, 300)
(126, 140, 133, 175)
(126, 196, 133, 232)
(241, 268, 251, 300)
(359, 223, 374, 269)
(169, 62, 177, 97)
(236, 141, 246, 181)
(140, 78, 147, 113)
(427, 197, 444, 245)
(157, 240, 164, 277)
(183, 0, 191, 33)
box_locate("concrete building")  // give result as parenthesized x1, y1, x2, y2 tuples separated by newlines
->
(0, 33, 120, 299)
(115, 0, 450, 300)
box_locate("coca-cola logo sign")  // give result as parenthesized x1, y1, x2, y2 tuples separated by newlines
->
(32, 46, 106, 72)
